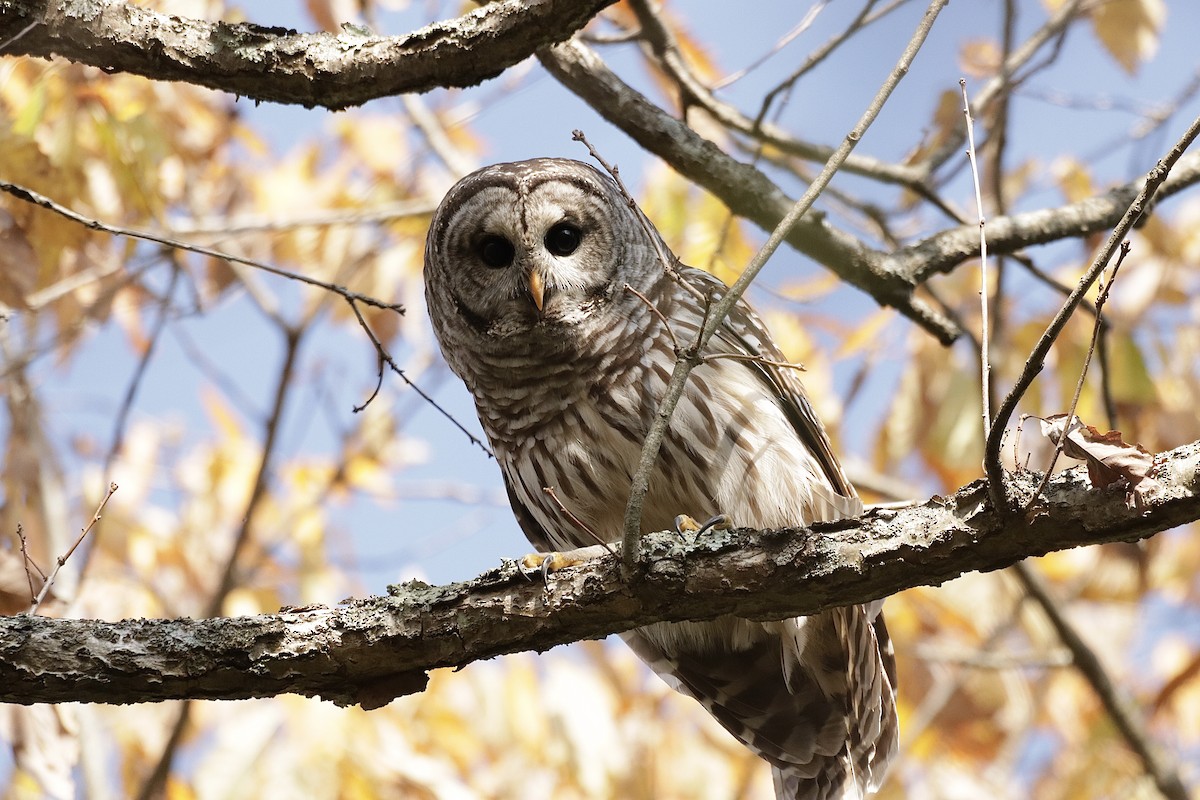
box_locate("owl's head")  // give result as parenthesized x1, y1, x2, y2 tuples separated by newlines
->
(423, 158, 657, 363)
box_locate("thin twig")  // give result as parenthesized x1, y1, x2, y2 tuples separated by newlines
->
(623, 283, 679, 352)
(626, 0, 928, 191)
(1013, 562, 1190, 800)
(542, 487, 616, 555)
(961, 78, 992, 440)
(346, 298, 493, 458)
(918, 0, 1086, 175)
(753, 0, 905, 102)
(0, 20, 37, 53)
(710, 0, 830, 90)
(16, 524, 39, 604)
(0, 181, 404, 314)
(986, 0, 1018, 423)
(573, 131, 706, 303)
(615, 0, 951, 574)
(701, 352, 806, 373)
(1024, 242, 1130, 508)
(26, 483, 118, 614)
(983, 112, 1200, 511)
(167, 199, 437, 236)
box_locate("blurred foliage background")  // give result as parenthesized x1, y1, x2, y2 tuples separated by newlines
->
(1, 0, 1199, 798)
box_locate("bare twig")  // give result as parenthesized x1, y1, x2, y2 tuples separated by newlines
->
(701, 352, 806, 373)
(16, 524, 40, 604)
(717, 0, 911, 92)
(623, 283, 679, 352)
(1024, 242, 1131, 508)
(346, 299, 493, 458)
(572, 131, 707, 305)
(917, 0, 1086, 175)
(167, 199, 437, 236)
(627, 0, 929, 191)
(0, 181, 404, 314)
(983, 113, 1200, 511)
(542, 487, 616, 555)
(710, 1, 831, 89)
(961, 78, 992, 440)
(617, 0, 951, 573)
(1013, 562, 1190, 800)
(26, 483, 118, 614)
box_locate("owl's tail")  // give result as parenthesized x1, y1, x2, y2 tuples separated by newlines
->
(622, 604, 897, 800)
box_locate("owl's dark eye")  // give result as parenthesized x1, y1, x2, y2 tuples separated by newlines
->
(544, 222, 582, 257)
(478, 235, 515, 269)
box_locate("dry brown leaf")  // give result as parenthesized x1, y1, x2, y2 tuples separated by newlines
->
(1038, 414, 1162, 508)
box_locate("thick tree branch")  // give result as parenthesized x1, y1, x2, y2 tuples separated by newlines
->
(2, 440, 1197, 709)
(0, 0, 615, 109)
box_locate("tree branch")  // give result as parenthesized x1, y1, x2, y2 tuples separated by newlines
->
(0, 0, 616, 109)
(539, 38, 962, 345)
(890, 151, 1200, 284)
(2, 440, 1197, 709)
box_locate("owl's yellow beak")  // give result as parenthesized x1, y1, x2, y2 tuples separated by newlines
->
(528, 269, 545, 312)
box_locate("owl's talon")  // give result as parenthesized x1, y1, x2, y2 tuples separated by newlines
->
(674, 514, 701, 535)
(674, 514, 732, 536)
(696, 514, 732, 535)
(518, 551, 586, 583)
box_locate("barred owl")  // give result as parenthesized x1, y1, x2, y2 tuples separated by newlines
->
(423, 158, 897, 799)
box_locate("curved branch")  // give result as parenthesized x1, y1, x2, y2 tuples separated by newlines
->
(2, 439, 1197, 709)
(0, 0, 616, 109)
(538, 38, 962, 345)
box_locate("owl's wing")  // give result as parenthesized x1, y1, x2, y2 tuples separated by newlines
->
(501, 470, 556, 552)
(678, 266, 858, 505)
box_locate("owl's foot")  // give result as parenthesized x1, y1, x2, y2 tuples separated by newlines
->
(674, 514, 733, 536)
(517, 548, 594, 582)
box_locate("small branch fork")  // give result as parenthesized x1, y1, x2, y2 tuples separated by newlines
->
(23, 482, 118, 614)
(1024, 242, 1130, 509)
(982, 111, 1200, 511)
(607, 0, 952, 575)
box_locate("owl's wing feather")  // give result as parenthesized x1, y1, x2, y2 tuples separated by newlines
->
(501, 470, 555, 553)
(677, 267, 857, 504)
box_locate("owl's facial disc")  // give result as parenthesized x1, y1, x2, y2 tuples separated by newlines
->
(434, 176, 625, 336)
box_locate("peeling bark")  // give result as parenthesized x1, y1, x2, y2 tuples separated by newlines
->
(2, 441, 1196, 709)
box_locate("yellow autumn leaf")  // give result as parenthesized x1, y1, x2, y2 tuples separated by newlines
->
(1052, 156, 1094, 203)
(1089, 0, 1166, 74)
(201, 387, 246, 442)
